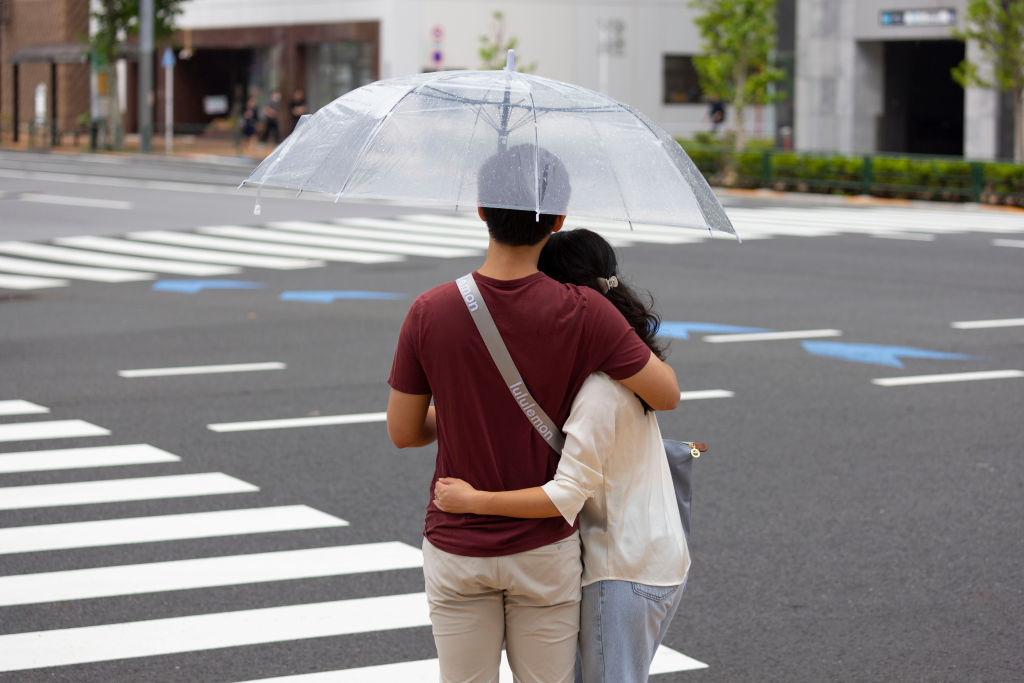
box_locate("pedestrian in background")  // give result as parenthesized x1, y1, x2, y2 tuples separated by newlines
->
(240, 96, 259, 155)
(260, 91, 282, 147)
(289, 88, 308, 127)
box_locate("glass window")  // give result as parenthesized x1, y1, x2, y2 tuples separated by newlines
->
(663, 54, 703, 104)
(305, 41, 375, 111)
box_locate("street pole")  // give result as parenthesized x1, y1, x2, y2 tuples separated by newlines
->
(138, 0, 154, 153)
(162, 47, 175, 154)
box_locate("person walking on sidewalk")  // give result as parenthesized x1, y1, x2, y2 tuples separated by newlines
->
(387, 146, 680, 683)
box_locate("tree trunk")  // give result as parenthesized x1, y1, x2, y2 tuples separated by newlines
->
(105, 64, 123, 151)
(1015, 86, 1023, 164)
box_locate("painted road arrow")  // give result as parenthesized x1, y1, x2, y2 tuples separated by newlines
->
(152, 280, 264, 294)
(279, 291, 406, 303)
(801, 341, 976, 368)
(657, 322, 770, 340)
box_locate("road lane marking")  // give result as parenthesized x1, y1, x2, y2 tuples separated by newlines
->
(251, 222, 480, 257)
(0, 400, 49, 416)
(55, 235, 324, 270)
(0, 273, 68, 289)
(209, 412, 387, 433)
(296, 219, 489, 248)
(993, 239, 1024, 248)
(680, 390, 734, 400)
(0, 419, 110, 443)
(0, 443, 179, 474)
(872, 369, 1024, 387)
(703, 329, 842, 343)
(0, 592, 430, 672)
(0, 241, 238, 277)
(0, 542, 422, 606)
(0, 255, 154, 282)
(241, 645, 706, 682)
(19, 193, 133, 210)
(0, 472, 257, 511)
(129, 230, 402, 264)
(952, 318, 1024, 329)
(119, 362, 286, 378)
(870, 232, 936, 241)
(0, 505, 347, 555)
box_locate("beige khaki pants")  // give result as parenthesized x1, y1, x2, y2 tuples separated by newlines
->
(422, 532, 582, 683)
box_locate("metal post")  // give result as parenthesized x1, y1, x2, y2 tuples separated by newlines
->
(861, 155, 873, 195)
(761, 151, 772, 187)
(50, 61, 58, 147)
(162, 48, 175, 154)
(970, 162, 984, 203)
(11, 62, 18, 143)
(138, 0, 154, 153)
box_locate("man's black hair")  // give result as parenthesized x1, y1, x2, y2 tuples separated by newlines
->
(477, 145, 571, 247)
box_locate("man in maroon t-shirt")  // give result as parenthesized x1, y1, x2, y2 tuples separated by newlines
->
(387, 146, 679, 683)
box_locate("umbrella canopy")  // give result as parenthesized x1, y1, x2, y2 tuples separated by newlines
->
(243, 51, 737, 239)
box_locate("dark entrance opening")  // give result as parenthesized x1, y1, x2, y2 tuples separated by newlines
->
(173, 49, 253, 130)
(880, 40, 964, 156)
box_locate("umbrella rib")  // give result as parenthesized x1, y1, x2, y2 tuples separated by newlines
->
(580, 113, 634, 228)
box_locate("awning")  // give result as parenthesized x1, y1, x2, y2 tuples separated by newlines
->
(8, 42, 139, 64)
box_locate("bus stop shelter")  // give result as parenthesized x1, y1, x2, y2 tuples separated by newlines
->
(5, 43, 89, 145)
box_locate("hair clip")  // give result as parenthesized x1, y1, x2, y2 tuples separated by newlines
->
(597, 275, 619, 294)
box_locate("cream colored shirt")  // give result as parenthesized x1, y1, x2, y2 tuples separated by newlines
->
(541, 372, 690, 587)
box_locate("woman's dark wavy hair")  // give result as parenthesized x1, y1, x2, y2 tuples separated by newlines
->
(539, 229, 667, 409)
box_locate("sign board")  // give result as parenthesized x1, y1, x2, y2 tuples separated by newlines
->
(432, 50, 443, 65)
(879, 8, 956, 27)
(161, 47, 176, 69)
(432, 25, 444, 40)
(203, 95, 229, 116)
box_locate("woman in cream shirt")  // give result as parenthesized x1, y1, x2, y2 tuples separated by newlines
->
(434, 228, 691, 683)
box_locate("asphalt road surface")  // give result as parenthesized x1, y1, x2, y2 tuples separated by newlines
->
(1, 150, 1022, 681)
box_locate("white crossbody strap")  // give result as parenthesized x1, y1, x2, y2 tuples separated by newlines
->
(456, 273, 566, 454)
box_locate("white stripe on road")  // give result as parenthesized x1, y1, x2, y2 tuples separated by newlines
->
(0, 255, 153, 282)
(119, 361, 286, 378)
(312, 219, 488, 248)
(680, 390, 735, 400)
(869, 232, 936, 241)
(0, 273, 68, 290)
(19, 193, 133, 210)
(993, 239, 1024, 248)
(703, 329, 843, 343)
(129, 230, 402, 265)
(241, 645, 706, 682)
(952, 318, 1024, 329)
(0, 241, 239, 277)
(209, 411, 387, 433)
(0, 542, 423, 606)
(872, 369, 1024, 387)
(0, 419, 110, 443)
(0, 443, 179, 474)
(242, 222, 480, 257)
(0, 505, 347, 555)
(55, 235, 324, 270)
(0, 472, 257, 511)
(0, 399, 49, 416)
(0, 592, 430, 672)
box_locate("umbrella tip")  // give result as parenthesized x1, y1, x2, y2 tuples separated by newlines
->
(505, 49, 515, 72)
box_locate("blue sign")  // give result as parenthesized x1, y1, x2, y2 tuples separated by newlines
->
(801, 341, 975, 368)
(657, 322, 771, 340)
(280, 290, 406, 303)
(153, 280, 264, 294)
(161, 47, 176, 69)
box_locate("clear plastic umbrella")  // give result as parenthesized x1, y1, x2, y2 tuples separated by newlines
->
(242, 51, 737, 239)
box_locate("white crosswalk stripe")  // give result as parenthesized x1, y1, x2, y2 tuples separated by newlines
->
(2, 205, 1020, 291)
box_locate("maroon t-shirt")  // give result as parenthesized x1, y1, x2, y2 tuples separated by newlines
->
(388, 271, 651, 557)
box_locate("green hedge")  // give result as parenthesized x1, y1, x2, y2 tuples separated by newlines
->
(676, 137, 1024, 206)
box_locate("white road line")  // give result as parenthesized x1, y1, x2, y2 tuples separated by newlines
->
(310, 219, 488, 248)
(19, 193, 133, 210)
(0, 255, 154, 282)
(0, 241, 239, 276)
(242, 645, 706, 682)
(993, 239, 1024, 248)
(0, 505, 347, 555)
(55, 235, 324, 270)
(870, 232, 936, 241)
(209, 411, 387, 433)
(246, 222, 480, 257)
(0, 592, 430, 672)
(119, 361, 286, 378)
(872, 369, 1024, 387)
(0, 542, 423, 606)
(0, 472, 257, 511)
(0, 273, 68, 290)
(952, 318, 1024, 329)
(129, 230, 402, 264)
(680, 390, 735, 400)
(0, 419, 110, 443)
(703, 329, 842, 343)
(0, 400, 49, 416)
(0, 443, 179, 474)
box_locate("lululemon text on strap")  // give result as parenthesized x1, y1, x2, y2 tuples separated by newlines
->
(456, 273, 566, 454)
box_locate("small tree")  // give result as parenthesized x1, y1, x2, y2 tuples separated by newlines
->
(952, 0, 1024, 162)
(689, 0, 784, 161)
(90, 0, 183, 148)
(478, 11, 536, 72)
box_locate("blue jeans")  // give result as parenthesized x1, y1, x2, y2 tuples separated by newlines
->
(575, 578, 686, 683)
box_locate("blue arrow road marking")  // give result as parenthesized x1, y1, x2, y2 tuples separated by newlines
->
(657, 322, 772, 340)
(280, 291, 406, 303)
(152, 280, 265, 294)
(801, 341, 977, 368)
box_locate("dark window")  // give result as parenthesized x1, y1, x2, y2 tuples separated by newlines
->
(663, 55, 703, 104)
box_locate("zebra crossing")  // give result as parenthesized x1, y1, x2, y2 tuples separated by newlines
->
(2, 205, 1020, 292)
(0, 400, 707, 679)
